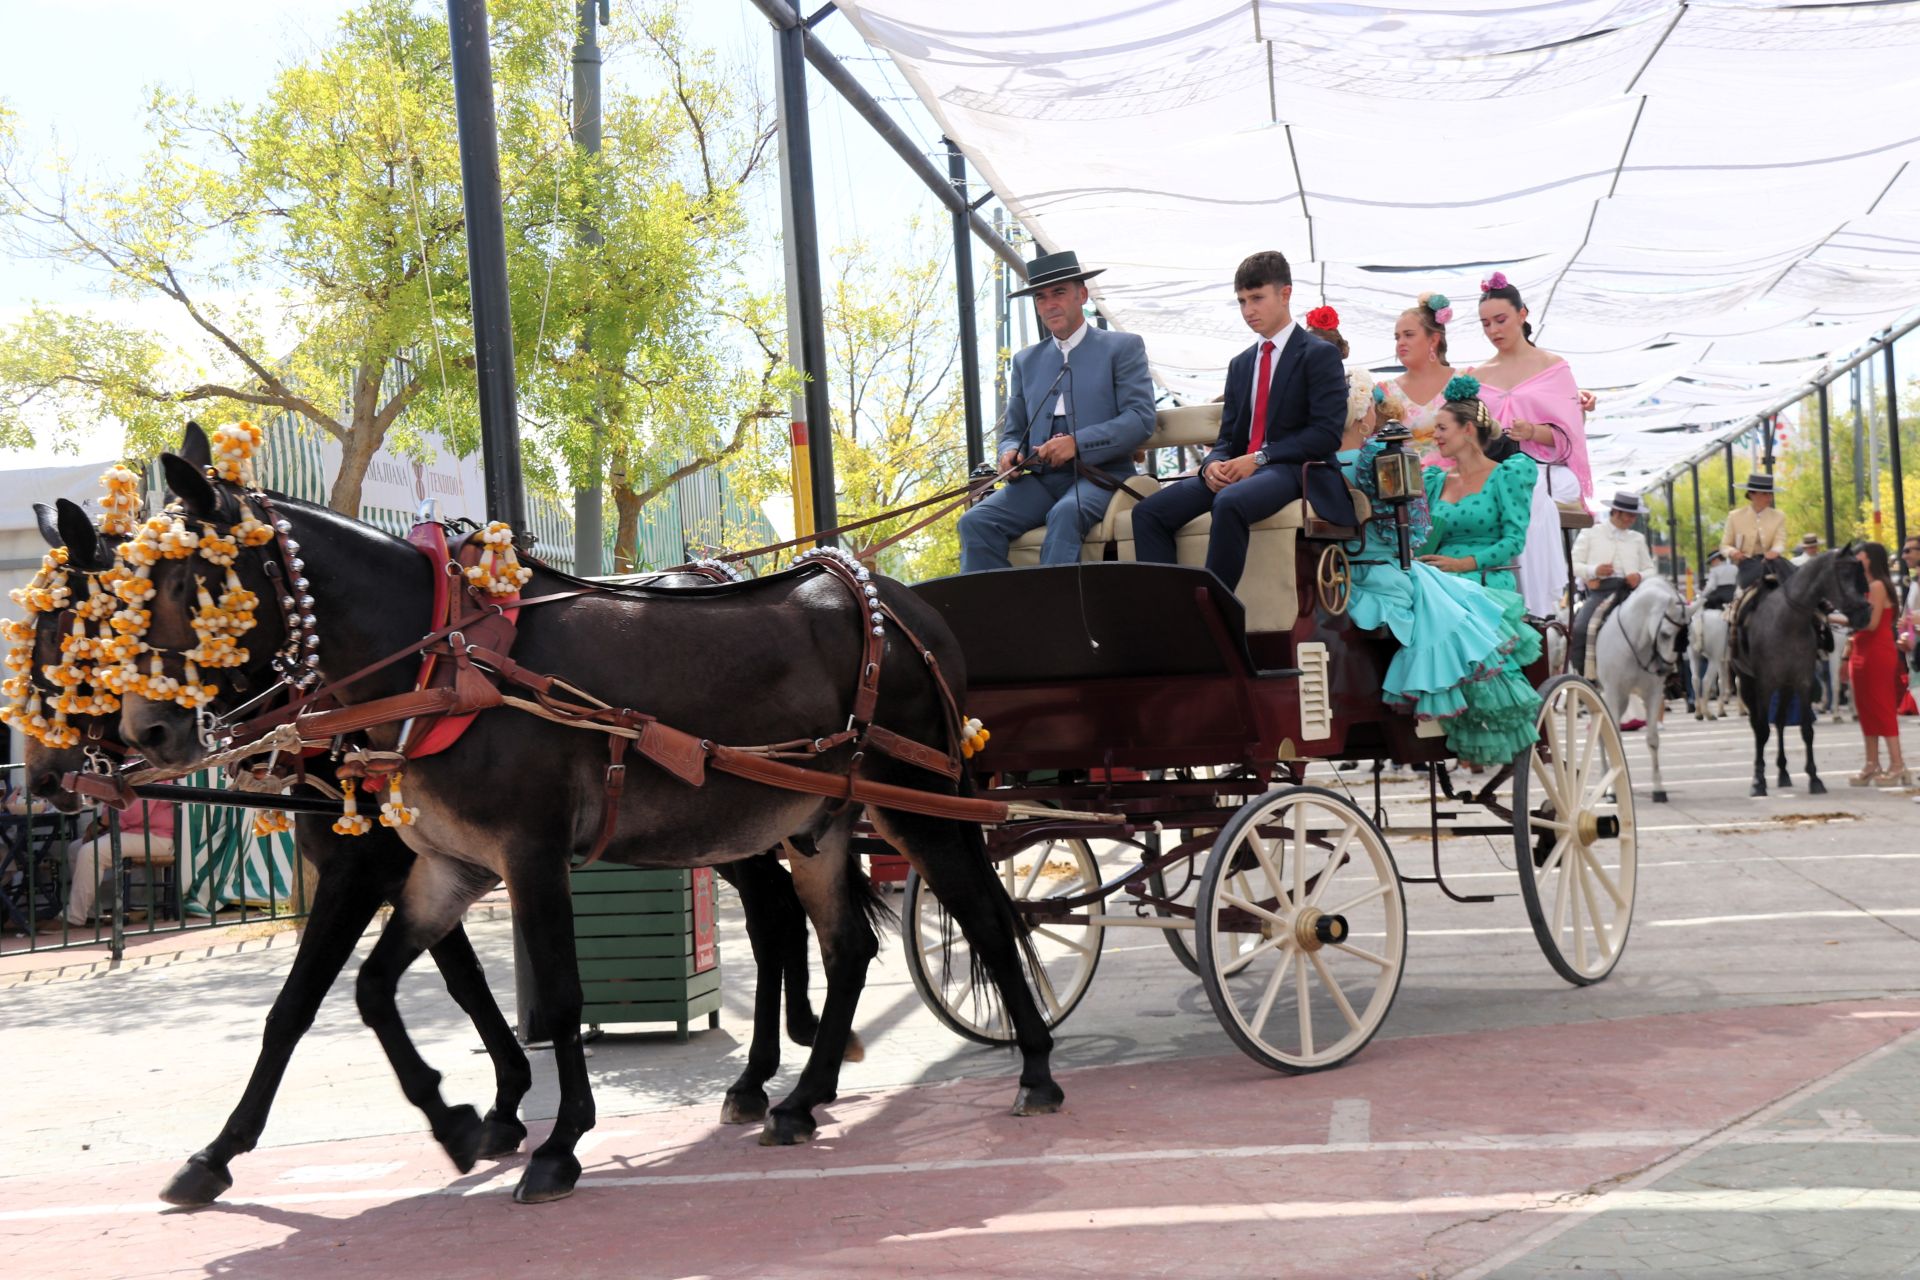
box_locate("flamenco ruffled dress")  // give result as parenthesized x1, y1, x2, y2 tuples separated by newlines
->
(1341, 446, 1543, 766)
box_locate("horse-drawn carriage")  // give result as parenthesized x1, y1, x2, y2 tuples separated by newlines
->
(881, 406, 1639, 1073)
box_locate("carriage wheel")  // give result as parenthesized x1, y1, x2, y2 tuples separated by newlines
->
(1196, 786, 1406, 1073)
(903, 836, 1104, 1046)
(1513, 675, 1638, 985)
(1316, 544, 1352, 616)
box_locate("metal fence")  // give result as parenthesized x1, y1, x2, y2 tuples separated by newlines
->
(0, 763, 308, 961)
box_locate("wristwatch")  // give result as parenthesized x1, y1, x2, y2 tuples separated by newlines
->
(1252, 449, 1269, 467)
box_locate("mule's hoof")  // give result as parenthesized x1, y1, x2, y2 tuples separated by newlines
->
(512, 1152, 582, 1204)
(159, 1155, 233, 1208)
(478, 1113, 528, 1159)
(1012, 1083, 1065, 1117)
(843, 1031, 866, 1064)
(1651, 790, 1669, 803)
(1809, 776, 1828, 795)
(436, 1104, 486, 1174)
(720, 1090, 769, 1126)
(759, 1111, 817, 1146)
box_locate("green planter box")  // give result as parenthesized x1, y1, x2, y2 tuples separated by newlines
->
(571, 865, 720, 1041)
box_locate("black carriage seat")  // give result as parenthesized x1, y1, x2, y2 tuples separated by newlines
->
(1008, 404, 1371, 635)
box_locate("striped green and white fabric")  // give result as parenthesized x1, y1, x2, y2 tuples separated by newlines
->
(175, 771, 302, 916)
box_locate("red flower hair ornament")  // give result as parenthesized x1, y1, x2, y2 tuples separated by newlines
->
(1304, 305, 1340, 331)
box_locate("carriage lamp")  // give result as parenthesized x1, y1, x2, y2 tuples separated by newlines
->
(1370, 420, 1423, 570)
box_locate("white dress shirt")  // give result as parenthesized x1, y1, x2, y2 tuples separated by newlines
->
(1052, 320, 1090, 423)
(1245, 319, 1298, 419)
(1571, 520, 1655, 583)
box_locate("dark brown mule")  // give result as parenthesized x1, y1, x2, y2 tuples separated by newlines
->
(35, 496, 831, 1206)
(120, 433, 1060, 1204)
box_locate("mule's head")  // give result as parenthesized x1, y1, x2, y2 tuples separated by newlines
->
(117, 426, 294, 770)
(15, 500, 122, 810)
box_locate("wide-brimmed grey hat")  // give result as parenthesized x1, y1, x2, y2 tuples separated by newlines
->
(1607, 490, 1644, 516)
(1008, 249, 1106, 299)
(1744, 472, 1775, 494)
(1799, 532, 1820, 548)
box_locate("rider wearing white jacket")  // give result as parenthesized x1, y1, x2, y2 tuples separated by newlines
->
(1569, 491, 1656, 679)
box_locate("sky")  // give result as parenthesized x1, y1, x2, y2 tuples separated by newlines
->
(0, 0, 995, 466)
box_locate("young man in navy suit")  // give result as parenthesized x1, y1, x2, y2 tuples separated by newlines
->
(1130, 250, 1355, 589)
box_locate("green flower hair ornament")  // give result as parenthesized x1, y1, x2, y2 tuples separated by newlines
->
(1427, 293, 1449, 311)
(1442, 373, 1481, 403)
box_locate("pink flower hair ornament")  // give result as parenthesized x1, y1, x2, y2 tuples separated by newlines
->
(1434, 306, 1453, 325)
(1479, 270, 1510, 294)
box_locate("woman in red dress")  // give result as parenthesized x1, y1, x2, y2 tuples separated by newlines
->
(1847, 542, 1908, 787)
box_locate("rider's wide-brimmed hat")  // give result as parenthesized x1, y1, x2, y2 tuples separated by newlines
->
(1800, 532, 1820, 548)
(1744, 472, 1775, 494)
(1008, 249, 1106, 298)
(1607, 490, 1644, 516)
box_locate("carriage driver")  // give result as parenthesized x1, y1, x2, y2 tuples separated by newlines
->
(1568, 490, 1655, 680)
(1720, 473, 1787, 589)
(957, 250, 1155, 571)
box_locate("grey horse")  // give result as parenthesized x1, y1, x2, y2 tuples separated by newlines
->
(1731, 549, 1872, 797)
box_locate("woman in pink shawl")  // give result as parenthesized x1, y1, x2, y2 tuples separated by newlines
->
(1472, 272, 1593, 616)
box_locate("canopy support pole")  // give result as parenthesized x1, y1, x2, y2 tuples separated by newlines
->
(1690, 462, 1704, 583)
(1665, 479, 1680, 585)
(948, 139, 985, 474)
(1818, 384, 1836, 549)
(1889, 343, 1907, 553)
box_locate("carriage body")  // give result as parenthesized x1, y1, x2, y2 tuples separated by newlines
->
(892, 455, 1634, 1074)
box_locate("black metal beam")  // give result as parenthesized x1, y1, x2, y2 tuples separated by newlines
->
(948, 139, 984, 473)
(1725, 439, 1736, 507)
(1890, 342, 1908, 553)
(1818, 383, 1836, 548)
(447, 0, 527, 533)
(776, 5, 838, 542)
(1665, 479, 1681, 584)
(745, 0, 1026, 279)
(1690, 462, 1704, 583)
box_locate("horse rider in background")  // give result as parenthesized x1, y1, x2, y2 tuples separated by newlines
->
(1569, 490, 1655, 680)
(957, 249, 1155, 572)
(1791, 532, 1821, 567)
(1721, 472, 1788, 589)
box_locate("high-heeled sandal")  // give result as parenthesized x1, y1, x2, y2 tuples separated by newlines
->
(1848, 767, 1881, 786)
(1875, 768, 1913, 788)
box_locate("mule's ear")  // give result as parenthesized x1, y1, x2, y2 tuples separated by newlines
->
(178, 422, 213, 473)
(33, 502, 61, 548)
(53, 499, 115, 572)
(161, 452, 217, 518)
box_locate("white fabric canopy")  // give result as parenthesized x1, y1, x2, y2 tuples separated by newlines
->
(834, 0, 1920, 495)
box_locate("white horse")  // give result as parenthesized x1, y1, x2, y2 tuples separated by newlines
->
(1689, 602, 1736, 720)
(1593, 576, 1691, 803)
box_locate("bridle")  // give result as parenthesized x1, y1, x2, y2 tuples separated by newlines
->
(1606, 586, 1688, 679)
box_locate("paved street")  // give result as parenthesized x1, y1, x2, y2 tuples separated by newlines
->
(3, 713, 1918, 1278)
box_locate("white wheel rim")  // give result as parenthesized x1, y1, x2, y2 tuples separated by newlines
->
(910, 837, 1104, 1040)
(1202, 792, 1405, 1069)
(1526, 680, 1638, 980)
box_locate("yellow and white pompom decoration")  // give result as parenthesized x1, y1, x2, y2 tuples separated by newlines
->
(209, 421, 263, 487)
(959, 715, 991, 759)
(378, 773, 419, 828)
(253, 809, 294, 838)
(332, 783, 373, 837)
(463, 521, 533, 598)
(98, 465, 143, 536)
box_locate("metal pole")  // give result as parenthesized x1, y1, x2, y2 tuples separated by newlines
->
(948, 139, 985, 474)
(772, 17, 815, 550)
(1818, 383, 1836, 549)
(992, 207, 1009, 430)
(1763, 409, 1778, 475)
(745, 0, 1026, 280)
(1665, 479, 1680, 585)
(1889, 342, 1907, 552)
(775, 3, 838, 543)
(569, 0, 608, 576)
(1690, 462, 1704, 585)
(447, 0, 526, 533)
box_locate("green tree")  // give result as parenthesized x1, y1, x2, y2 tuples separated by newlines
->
(0, 0, 780, 542)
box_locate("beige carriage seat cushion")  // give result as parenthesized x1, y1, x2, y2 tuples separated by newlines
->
(1007, 473, 1163, 566)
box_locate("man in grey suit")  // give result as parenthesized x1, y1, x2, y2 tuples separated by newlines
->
(958, 250, 1155, 571)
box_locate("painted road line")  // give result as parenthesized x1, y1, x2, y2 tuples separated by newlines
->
(1449, 1025, 1920, 1280)
(1408, 907, 1920, 938)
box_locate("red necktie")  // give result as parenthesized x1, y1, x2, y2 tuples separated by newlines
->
(1249, 339, 1275, 456)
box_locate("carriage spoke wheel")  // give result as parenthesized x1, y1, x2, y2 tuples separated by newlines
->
(1316, 544, 1352, 616)
(1514, 675, 1638, 985)
(904, 837, 1104, 1046)
(1196, 786, 1406, 1073)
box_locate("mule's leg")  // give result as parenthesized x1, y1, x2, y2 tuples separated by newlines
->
(764, 819, 879, 1146)
(354, 855, 497, 1177)
(1802, 704, 1826, 794)
(425, 925, 531, 1158)
(497, 854, 595, 1204)
(715, 856, 798, 1127)
(874, 808, 1063, 1119)
(159, 841, 389, 1207)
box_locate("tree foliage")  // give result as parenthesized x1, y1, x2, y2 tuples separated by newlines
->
(0, 0, 786, 557)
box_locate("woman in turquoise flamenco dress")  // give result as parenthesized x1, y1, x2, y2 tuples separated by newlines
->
(1338, 370, 1542, 766)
